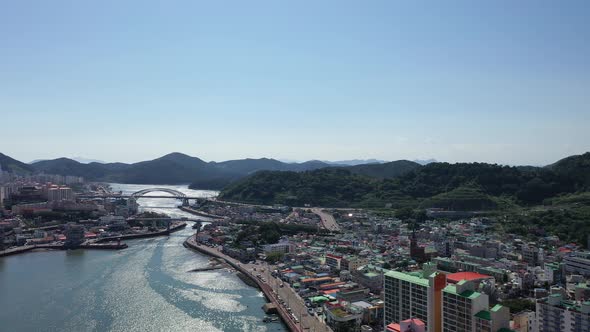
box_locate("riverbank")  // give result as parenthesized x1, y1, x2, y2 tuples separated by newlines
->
(183, 234, 301, 332)
(178, 206, 225, 219)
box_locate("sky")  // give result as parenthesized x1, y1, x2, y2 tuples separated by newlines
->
(1, 1, 589, 165)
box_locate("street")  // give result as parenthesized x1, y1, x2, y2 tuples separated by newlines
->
(311, 208, 340, 232)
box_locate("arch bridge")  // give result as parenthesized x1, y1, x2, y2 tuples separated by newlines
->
(130, 188, 190, 206)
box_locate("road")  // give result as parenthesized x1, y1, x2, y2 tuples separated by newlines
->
(311, 208, 340, 232)
(185, 235, 332, 332)
(256, 262, 332, 332)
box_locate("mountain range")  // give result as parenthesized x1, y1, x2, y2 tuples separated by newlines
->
(1, 152, 421, 189)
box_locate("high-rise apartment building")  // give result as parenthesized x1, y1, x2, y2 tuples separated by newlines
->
(537, 293, 590, 332)
(384, 270, 446, 332)
(384, 270, 511, 332)
(47, 186, 74, 202)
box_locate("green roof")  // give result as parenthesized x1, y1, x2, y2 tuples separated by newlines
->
(444, 285, 482, 300)
(475, 310, 491, 320)
(310, 296, 329, 303)
(385, 270, 429, 287)
(460, 290, 480, 299)
(479, 266, 504, 274)
(491, 304, 504, 312)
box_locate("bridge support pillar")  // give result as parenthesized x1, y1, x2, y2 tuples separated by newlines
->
(182, 198, 189, 207)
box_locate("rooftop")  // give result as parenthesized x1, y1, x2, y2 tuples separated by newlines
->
(385, 270, 429, 287)
(444, 284, 482, 299)
(447, 271, 492, 283)
(475, 310, 491, 321)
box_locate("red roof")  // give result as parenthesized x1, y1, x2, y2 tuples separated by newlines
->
(386, 323, 401, 332)
(326, 254, 342, 259)
(447, 272, 492, 283)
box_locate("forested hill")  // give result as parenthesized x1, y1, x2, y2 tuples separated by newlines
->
(0, 153, 34, 175)
(219, 153, 590, 209)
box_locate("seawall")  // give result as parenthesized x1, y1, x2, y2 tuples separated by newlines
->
(184, 234, 301, 332)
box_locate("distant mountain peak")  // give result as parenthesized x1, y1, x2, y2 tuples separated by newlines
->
(156, 152, 205, 163)
(324, 159, 387, 166)
(413, 158, 437, 165)
(71, 157, 105, 164)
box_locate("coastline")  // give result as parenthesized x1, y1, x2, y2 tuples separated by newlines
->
(0, 222, 187, 258)
(183, 233, 300, 332)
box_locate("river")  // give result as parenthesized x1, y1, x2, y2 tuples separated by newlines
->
(0, 184, 287, 332)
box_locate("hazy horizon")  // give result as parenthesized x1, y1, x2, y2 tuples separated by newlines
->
(4, 151, 583, 168)
(2, 1, 589, 165)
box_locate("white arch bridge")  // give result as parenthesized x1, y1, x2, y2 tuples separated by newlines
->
(130, 188, 190, 206)
(77, 188, 207, 206)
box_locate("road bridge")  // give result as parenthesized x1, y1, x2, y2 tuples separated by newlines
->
(77, 187, 208, 206)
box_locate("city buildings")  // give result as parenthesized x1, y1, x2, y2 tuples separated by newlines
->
(384, 269, 511, 332)
(47, 186, 74, 202)
(536, 293, 590, 332)
(262, 237, 293, 255)
(564, 252, 590, 276)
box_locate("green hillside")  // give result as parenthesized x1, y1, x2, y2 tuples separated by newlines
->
(220, 153, 590, 210)
(0, 153, 34, 174)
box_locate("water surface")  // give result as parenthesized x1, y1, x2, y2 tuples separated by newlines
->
(0, 184, 286, 332)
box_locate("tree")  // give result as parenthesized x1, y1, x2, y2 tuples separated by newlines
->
(395, 207, 414, 221)
(266, 252, 284, 263)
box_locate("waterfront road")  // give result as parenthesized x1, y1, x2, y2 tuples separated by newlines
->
(310, 208, 340, 232)
(185, 235, 333, 332)
(257, 262, 332, 332)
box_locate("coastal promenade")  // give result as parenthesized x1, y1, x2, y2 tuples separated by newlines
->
(184, 234, 329, 332)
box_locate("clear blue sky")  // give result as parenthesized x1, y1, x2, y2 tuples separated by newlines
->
(1, 1, 589, 165)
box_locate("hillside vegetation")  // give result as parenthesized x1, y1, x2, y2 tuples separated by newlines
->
(0, 153, 34, 175)
(220, 153, 590, 209)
